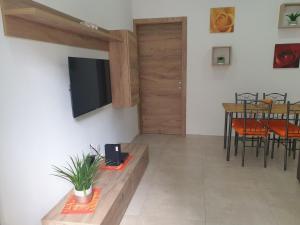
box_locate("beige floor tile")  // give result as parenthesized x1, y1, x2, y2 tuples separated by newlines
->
(141, 193, 205, 221)
(140, 216, 204, 225)
(125, 182, 150, 216)
(268, 206, 300, 225)
(152, 165, 204, 187)
(120, 135, 300, 225)
(120, 215, 139, 225)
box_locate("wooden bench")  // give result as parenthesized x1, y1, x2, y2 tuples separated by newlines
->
(42, 143, 149, 225)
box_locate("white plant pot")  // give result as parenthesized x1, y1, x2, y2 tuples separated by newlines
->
(74, 186, 93, 204)
(289, 20, 298, 26)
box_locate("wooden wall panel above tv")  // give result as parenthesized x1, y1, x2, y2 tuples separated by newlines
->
(0, 0, 122, 50)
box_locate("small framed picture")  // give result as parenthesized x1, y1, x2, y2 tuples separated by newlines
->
(273, 43, 300, 68)
(212, 46, 231, 65)
(210, 7, 235, 33)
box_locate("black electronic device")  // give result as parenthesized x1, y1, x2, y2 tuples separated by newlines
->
(105, 144, 129, 166)
(68, 57, 112, 118)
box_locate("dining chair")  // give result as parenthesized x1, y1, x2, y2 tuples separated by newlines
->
(268, 101, 300, 170)
(235, 93, 259, 104)
(233, 93, 259, 155)
(263, 93, 287, 152)
(263, 93, 287, 104)
(232, 100, 272, 167)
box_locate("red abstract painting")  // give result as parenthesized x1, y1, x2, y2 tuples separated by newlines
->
(273, 44, 300, 68)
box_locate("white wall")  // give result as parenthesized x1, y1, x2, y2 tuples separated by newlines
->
(0, 1, 137, 225)
(131, 0, 300, 135)
(1, 0, 300, 224)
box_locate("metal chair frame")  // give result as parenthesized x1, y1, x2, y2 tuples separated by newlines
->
(235, 100, 272, 167)
(283, 101, 300, 170)
(270, 101, 300, 170)
(235, 92, 259, 104)
(233, 93, 259, 154)
(263, 93, 288, 155)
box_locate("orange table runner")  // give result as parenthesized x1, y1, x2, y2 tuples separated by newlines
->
(100, 154, 133, 172)
(61, 187, 101, 214)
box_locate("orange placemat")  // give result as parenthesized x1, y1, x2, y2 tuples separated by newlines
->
(100, 154, 133, 172)
(61, 187, 101, 214)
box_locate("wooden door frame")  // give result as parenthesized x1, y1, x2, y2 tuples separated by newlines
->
(134, 17, 187, 136)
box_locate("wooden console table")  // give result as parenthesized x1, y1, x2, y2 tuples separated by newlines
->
(42, 143, 149, 225)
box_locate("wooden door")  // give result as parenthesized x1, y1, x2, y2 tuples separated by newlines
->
(135, 17, 187, 135)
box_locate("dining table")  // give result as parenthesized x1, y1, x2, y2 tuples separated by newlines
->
(222, 103, 300, 181)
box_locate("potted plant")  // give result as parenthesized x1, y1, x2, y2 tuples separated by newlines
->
(286, 12, 300, 26)
(52, 153, 103, 204)
(217, 56, 225, 64)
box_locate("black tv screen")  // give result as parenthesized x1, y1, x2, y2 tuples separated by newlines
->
(68, 57, 112, 118)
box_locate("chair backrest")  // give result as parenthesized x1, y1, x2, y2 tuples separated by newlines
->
(235, 93, 259, 118)
(243, 100, 272, 136)
(286, 101, 300, 137)
(263, 93, 287, 119)
(235, 93, 258, 104)
(263, 93, 287, 104)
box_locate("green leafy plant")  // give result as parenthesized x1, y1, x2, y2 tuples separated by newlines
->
(286, 12, 300, 21)
(52, 153, 103, 192)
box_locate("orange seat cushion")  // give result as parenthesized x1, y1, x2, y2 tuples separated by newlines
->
(232, 118, 257, 128)
(260, 119, 286, 128)
(263, 99, 273, 104)
(271, 123, 300, 138)
(233, 120, 268, 137)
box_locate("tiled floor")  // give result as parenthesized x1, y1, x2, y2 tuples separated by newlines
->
(121, 135, 300, 225)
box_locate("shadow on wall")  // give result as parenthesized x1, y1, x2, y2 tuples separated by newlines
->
(278, 29, 300, 39)
(74, 104, 113, 122)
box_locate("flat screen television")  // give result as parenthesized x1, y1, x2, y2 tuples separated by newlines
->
(68, 57, 112, 118)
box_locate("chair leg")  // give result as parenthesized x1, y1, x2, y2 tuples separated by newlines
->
(266, 135, 270, 156)
(284, 139, 288, 171)
(277, 136, 281, 148)
(226, 113, 233, 161)
(234, 133, 239, 156)
(267, 134, 270, 156)
(264, 137, 268, 168)
(224, 112, 228, 149)
(293, 140, 296, 160)
(259, 137, 263, 148)
(242, 136, 246, 167)
(234, 132, 237, 151)
(271, 134, 276, 159)
(256, 139, 260, 158)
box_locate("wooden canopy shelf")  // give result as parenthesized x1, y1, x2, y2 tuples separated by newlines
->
(4, 7, 122, 41)
(0, 0, 122, 50)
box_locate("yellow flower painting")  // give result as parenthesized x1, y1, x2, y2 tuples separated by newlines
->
(210, 7, 235, 33)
